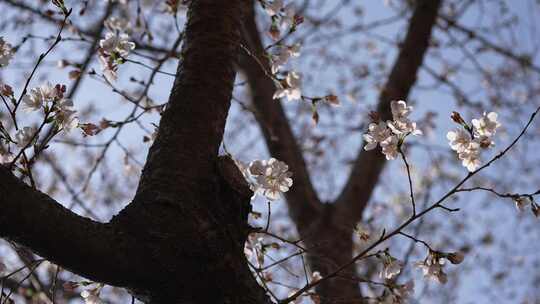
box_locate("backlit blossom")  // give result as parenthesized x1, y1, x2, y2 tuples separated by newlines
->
(22, 88, 44, 112)
(362, 100, 421, 159)
(273, 71, 302, 101)
(21, 82, 57, 112)
(381, 135, 399, 160)
(271, 44, 301, 73)
(416, 252, 448, 284)
(446, 111, 501, 172)
(0, 37, 14, 68)
(387, 100, 422, 136)
(98, 32, 135, 82)
(390, 100, 412, 121)
(15, 127, 36, 148)
(472, 112, 500, 137)
(363, 121, 392, 151)
(387, 118, 422, 136)
(100, 32, 135, 57)
(379, 253, 403, 280)
(248, 158, 293, 200)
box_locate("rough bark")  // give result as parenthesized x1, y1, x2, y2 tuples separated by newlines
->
(1, 1, 272, 303)
(239, 0, 442, 303)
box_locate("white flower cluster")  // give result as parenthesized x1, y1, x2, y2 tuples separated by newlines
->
(98, 22, 136, 82)
(22, 82, 79, 133)
(248, 158, 293, 200)
(263, 0, 298, 39)
(363, 100, 422, 160)
(261, 1, 307, 103)
(415, 251, 464, 285)
(237, 157, 293, 200)
(273, 71, 302, 101)
(0, 36, 14, 68)
(447, 112, 501, 172)
(15, 126, 37, 148)
(270, 44, 300, 74)
(379, 252, 403, 280)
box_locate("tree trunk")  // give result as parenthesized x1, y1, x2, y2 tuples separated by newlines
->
(1, 1, 273, 303)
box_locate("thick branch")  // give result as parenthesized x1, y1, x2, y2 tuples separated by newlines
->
(0, 166, 145, 287)
(335, 0, 442, 225)
(136, 0, 247, 199)
(238, 2, 322, 232)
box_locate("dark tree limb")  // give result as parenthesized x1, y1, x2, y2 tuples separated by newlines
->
(1, 1, 272, 303)
(0, 166, 145, 287)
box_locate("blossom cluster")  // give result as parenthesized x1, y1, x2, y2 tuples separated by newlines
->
(22, 82, 79, 132)
(446, 111, 501, 172)
(247, 158, 293, 200)
(415, 250, 464, 284)
(236, 157, 293, 200)
(378, 251, 404, 280)
(0, 36, 14, 68)
(98, 17, 136, 82)
(363, 100, 422, 160)
(513, 195, 539, 217)
(263, 0, 302, 40)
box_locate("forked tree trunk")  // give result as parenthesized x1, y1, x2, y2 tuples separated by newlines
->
(0, 1, 272, 303)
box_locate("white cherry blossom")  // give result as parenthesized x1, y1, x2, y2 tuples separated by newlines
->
(15, 127, 36, 148)
(271, 44, 301, 73)
(390, 100, 413, 121)
(416, 252, 448, 284)
(447, 111, 501, 172)
(247, 158, 293, 200)
(0, 37, 14, 68)
(22, 88, 44, 112)
(273, 71, 302, 101)
(100, 32, 135, 57)
(379, 253, 403, 280)
(387, 118, 422, 136)
(472, 112, 501, 137)
(363, 121, 392, 151)
(381, 135, 399, 160)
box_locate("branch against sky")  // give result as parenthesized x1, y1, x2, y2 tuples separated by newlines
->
(0, 165, 145, 287)
(334, 0, 443, 226)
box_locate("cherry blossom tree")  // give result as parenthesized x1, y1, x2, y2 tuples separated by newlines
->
(0, 0, 539, 303)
